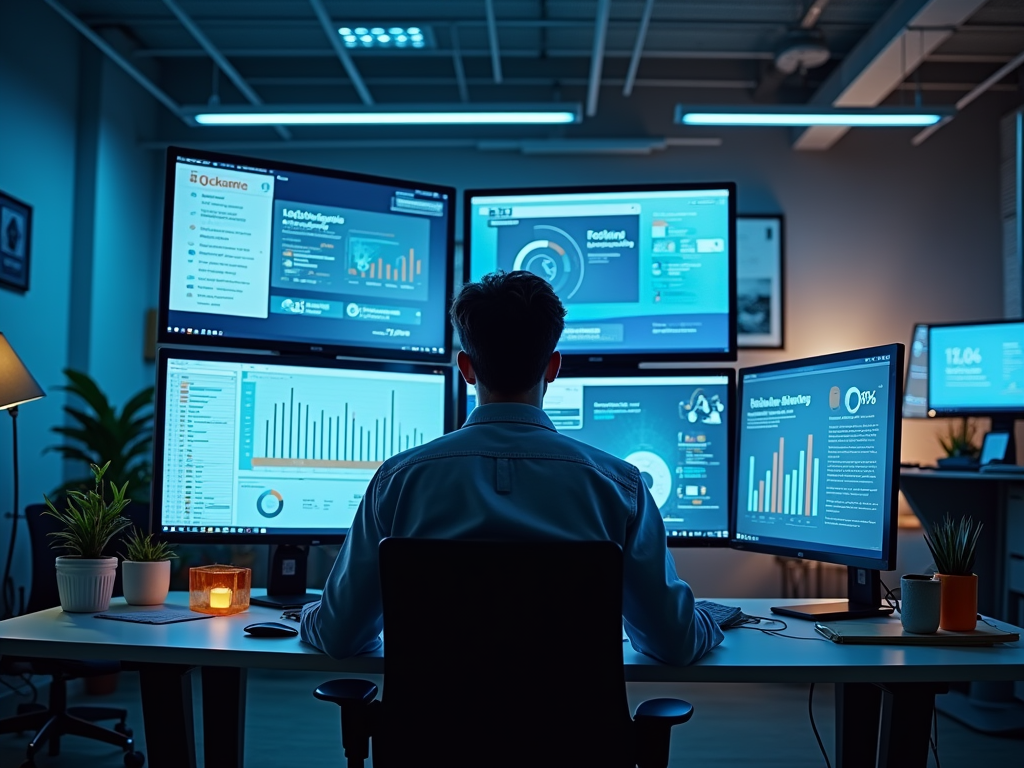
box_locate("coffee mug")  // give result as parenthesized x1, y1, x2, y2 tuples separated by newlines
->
(900, 574, 942, 634)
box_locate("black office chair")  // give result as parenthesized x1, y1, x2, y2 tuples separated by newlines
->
(314, 539, 694, 768)
(0, 502, 146, 768)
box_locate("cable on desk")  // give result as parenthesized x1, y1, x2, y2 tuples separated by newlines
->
(1, 673, 37, 702)
(735, 615, 829, 642)
(808, 683, 832, 768)
(930, 704, 941, 768)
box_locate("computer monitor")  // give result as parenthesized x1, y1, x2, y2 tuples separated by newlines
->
(159, 147, 455, 362)
(928, 319, 1024, 463)
(462, 369, 734, 544)
(902, 323, 930, 419)
(731, 344, 904, 620)
(465, 183, 736, 364)
(153, 348, 453, 605)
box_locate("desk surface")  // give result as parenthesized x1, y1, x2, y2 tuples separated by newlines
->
(900, 467, 1024, 482)
(1, 594, 1022, 684)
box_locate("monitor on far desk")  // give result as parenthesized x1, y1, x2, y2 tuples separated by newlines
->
(731, 344, 904, 621)
(928, 319, 1024, 465)
(903, 323, 930, 420)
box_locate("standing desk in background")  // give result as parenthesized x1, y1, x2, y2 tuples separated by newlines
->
(1, 594, 1022, 768)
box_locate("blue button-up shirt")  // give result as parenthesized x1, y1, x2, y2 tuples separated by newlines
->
(300, 402, 724, 666)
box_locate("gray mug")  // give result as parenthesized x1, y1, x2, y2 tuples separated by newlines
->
(900, 574, 941, 634)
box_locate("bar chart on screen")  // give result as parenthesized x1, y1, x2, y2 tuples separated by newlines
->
(237, 367, 444, 473)
(745, 433, 820, 516)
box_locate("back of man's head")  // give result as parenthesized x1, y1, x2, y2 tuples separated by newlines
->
(451, 271, 567, 395)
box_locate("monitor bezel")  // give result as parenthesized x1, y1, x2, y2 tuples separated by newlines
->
(729, 343, 904, 571)
(902, 322, 932, 420)
(463, 181, 738, 366)
(158, 146, 456, 364)
(457, 364, 736, 547)
(151, 346, 455, 545)
(926, 318, 1024, 417)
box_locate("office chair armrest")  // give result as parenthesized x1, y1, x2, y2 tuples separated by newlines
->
(314, 679, 379, 768)
(633, 698, 694, 768)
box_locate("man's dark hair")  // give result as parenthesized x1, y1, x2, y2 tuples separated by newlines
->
(451, 271, 567, 394)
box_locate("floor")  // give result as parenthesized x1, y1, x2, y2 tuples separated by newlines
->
(1, 671, 1021, 767)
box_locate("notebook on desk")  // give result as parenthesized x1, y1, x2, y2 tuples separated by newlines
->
(814, 621, 1020, 646)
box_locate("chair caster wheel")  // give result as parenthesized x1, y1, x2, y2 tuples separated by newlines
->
(124, 751, 146, 768)
(115, 722, 133, 738)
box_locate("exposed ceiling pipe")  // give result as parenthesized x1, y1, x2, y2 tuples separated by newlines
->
(160, 0, 291, 139)
(450, 26, 470, 103)
(39, 0, 188, 124)
(800, 0, 832, 29)
(307, 0, 374, 105)
(623, 0, 656, 97)
(912, 48, 1024, 145)
(484, 0, 503, 83)
(587, 0, 613, 116)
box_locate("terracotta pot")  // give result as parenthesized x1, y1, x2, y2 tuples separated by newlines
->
(934, 573, 978, 631)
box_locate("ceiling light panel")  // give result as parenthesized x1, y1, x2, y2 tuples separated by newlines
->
(338, 24, 434, 49)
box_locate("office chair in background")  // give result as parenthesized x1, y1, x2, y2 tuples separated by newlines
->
(315, 539, 694, 768)
(0, 502, 145, 768)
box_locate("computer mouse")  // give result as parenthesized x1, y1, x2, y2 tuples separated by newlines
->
(243, 621, 298, 638)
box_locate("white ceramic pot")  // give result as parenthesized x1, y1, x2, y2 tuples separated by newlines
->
(122, 560, 171, 606)
(54, 556, 118, 613)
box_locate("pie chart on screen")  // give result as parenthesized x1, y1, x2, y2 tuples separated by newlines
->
(256, 489, 284, 518)
(511, 224, 585, 299)
(624, 451, 672, 509)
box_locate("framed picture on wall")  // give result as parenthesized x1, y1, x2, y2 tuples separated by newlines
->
(737, 214, 784, 348)
(0, 190, 32, 294)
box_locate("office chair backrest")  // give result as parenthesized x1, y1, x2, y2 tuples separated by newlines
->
(377, 538, 633, 768)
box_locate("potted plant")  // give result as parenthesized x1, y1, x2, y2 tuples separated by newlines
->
(936, 418, 980, 469)
(120, 528, 177, 606)
(42, 462, 132, 613)
(923, 513, 983, 631)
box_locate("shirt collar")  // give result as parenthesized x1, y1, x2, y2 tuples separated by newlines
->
(463, 403, 557, 432)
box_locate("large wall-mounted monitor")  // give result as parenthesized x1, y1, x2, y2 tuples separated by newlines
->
(928, 320, 1024, 415)
(462, 369, 734, 544)
(731, 344, 904, 620)
(159, 147, 455, 362)
(153, 348, 453, 546)
(903, 323, 930, 419)
(465, 183, 736, 364)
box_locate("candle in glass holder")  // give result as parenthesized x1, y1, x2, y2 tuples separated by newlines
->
(210, 587, 232, 609)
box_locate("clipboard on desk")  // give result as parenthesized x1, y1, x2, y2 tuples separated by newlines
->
(814, 621, 1020, 646)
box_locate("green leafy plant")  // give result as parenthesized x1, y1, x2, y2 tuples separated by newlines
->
(47, 369, 154, 501)
(120, 527, 177, 562)
(923, 513, 983, 575)
(42, 462, 132, 559)
(938, 417, 980, 459)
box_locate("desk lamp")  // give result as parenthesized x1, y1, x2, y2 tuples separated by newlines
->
(0, 333, 45, 619)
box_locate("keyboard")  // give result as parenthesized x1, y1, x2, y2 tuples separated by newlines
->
(695, 600, 746, 629)
(94, 609, 212, 625)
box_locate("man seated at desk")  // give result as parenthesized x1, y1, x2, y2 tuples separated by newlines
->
(300, 271, 723, 665)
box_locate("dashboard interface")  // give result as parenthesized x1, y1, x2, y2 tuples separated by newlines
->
(466, 184, 735, 359)
(733, 348, 901, 564)
(465, 373, 732, 540)
(928, 321, 1024, 414)
(156, 352, 450, 540)
(161, 149, 453, 360)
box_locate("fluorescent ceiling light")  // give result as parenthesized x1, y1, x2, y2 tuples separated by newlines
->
(192, 107, 581, 126)
(675, 106, 950, 127)
(338, 24, 430, 48)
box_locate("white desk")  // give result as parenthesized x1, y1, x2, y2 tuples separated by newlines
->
(2, 595, 1022, 768)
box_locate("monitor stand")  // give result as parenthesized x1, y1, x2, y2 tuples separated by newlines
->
(770, 566, 894, 621)
(250, 545, 321, 609)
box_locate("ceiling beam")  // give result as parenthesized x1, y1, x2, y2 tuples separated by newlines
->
(160, 0, 291, 139)
(131, 47, 780, 60)
(623, 0, 656, 97)
(793, 0, 989, 151)
(450, 26, 470, 103)
(40, 0, 187, 123)
(587, 0, 613, 116)
(484, 0, 503, 84)
(307, 0, 374, 105)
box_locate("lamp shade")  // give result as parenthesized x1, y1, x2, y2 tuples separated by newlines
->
(0, 333, 45, 410)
